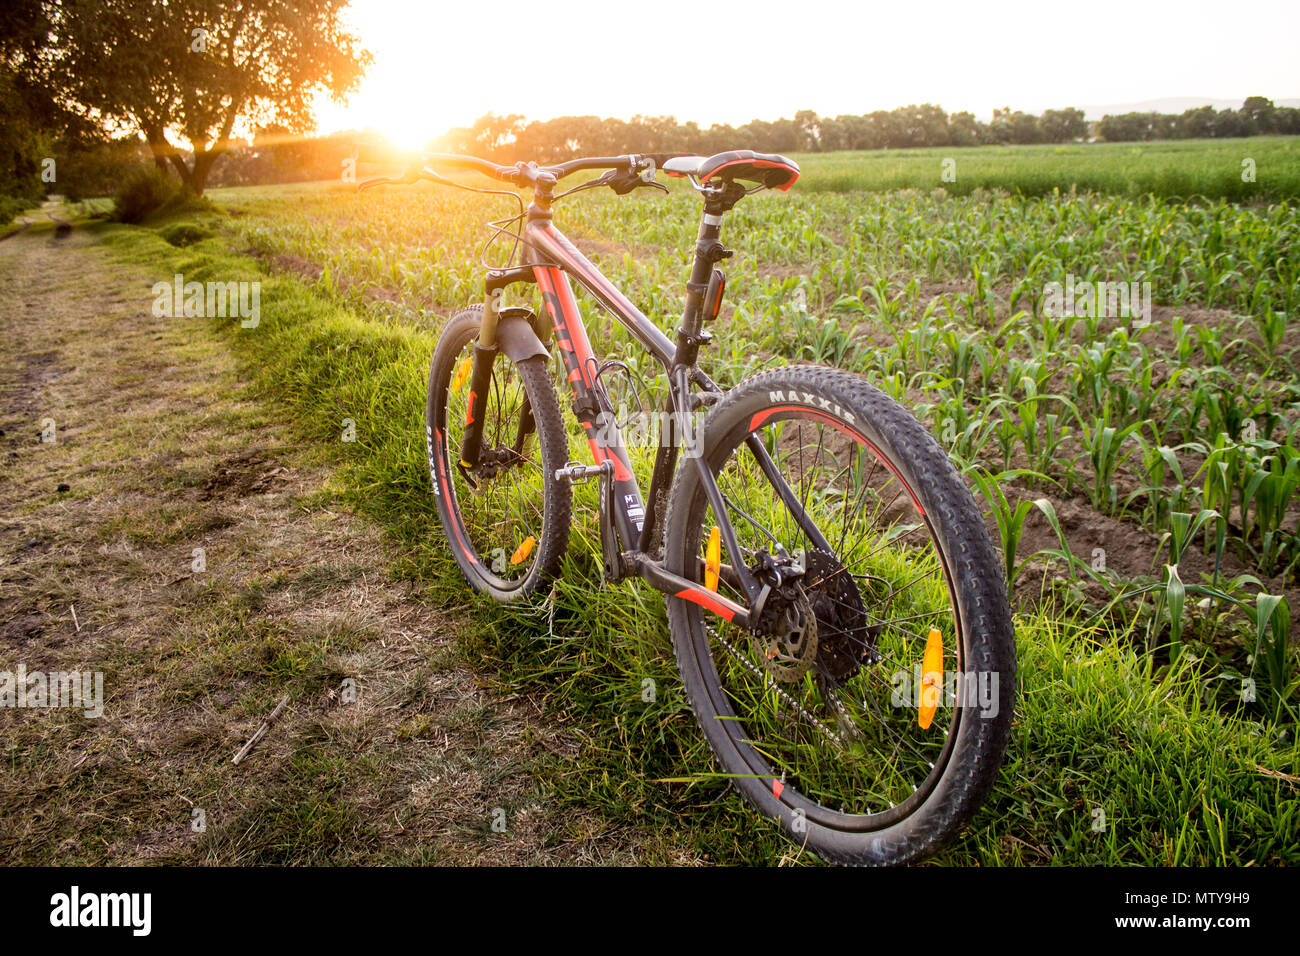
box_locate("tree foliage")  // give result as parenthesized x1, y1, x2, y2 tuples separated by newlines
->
(1098, 98, 1300, 142)
(51, 0, 370, 194)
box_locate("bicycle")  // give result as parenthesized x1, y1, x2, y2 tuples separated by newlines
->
(360, 150, 1015, 865)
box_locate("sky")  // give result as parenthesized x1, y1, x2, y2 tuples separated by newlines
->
(314, 0, 1300, 149)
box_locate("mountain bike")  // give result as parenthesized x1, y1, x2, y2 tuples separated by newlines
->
(360, 150, 1015, 865)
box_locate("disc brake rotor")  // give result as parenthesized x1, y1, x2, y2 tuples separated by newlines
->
(756, 587, 819, 682)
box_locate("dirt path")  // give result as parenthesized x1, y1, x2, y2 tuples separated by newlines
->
(0, 219, 660, 864)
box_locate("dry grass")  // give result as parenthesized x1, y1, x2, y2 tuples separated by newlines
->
(0, 216, 689, 865)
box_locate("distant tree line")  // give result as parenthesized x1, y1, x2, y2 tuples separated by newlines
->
(431, 98, 1298, 163)
(1097, 97, 1300, 141)
(429, 106, 1093, 163)
(84, 95, 1300, 197)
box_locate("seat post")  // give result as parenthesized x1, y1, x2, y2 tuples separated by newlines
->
(673, 181, 745, 370)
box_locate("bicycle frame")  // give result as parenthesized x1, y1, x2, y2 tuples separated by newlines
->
(460, 176, 826, 629)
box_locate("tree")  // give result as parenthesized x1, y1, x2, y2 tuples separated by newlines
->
(1098, 112, 1168, 142)
(991, 107, 1040, 144)
(0, 0, 78, 215)
(793, 109, 821, 151)
(947, 111, 984, 147)
(1038, 107, 1087, 143)
(1178, 105, 1216, 139)
(1241, 96, 1275, 133)
(1273, 106, 1300, 135)
(52, 0, 370, 194)
(1213, 108, 1253, 138)
(896, 103, 948, 147)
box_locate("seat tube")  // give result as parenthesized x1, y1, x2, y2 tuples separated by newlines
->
(674, 203, 727, 367)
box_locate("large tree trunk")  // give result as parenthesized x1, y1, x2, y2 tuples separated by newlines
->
(189, 150, 219, 195)
(138, 96, 243, 196)
(143, 125, 176, 174)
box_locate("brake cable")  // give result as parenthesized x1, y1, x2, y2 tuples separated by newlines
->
(552, 169, 619, 200)
(408, 169, 527, 269)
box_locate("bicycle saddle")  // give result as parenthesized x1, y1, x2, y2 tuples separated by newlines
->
(661, 150, 800, 191)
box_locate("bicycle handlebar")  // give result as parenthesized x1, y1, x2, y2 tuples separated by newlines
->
(358, 152, 694, 194)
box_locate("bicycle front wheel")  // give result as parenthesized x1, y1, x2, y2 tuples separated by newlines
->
(663, 365, 1015, 865)
(427, 306, 571, 601)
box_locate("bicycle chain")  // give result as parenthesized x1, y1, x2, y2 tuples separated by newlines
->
(705, 621, 844, 748)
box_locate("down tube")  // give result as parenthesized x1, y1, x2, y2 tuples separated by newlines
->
(533, 265, 646, 550)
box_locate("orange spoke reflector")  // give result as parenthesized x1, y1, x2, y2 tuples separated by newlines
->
(510, 536, 536, 566)
(704, 526, 721, 592)
(918, 627, 943, 730)
(451, 358, 472, 395)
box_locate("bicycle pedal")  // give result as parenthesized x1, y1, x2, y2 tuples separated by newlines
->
(554, 460, 612, 484)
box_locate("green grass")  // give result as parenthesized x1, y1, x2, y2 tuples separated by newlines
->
(91, 205, 1300, 865)
(791, 136, 1300, 201)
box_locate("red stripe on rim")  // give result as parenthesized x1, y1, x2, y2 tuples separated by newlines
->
(435, 426, 477, 565)
(747, 405, 925, 516)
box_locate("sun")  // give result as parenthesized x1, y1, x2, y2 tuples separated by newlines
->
(313, 86, 445, 154)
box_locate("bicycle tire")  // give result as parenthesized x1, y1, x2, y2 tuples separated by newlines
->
(663, 364, 1015, 865)
(427, 306, 571, 601)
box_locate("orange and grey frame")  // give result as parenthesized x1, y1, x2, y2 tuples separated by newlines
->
(451, 152, 814, 627)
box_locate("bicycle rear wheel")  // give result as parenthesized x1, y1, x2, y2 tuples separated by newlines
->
(427, 306, 571, 601)
(664, 365, 1015, 865)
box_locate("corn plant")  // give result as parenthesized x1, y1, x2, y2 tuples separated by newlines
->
(1073, 341, 1118, 415)
(1251, 593, 1294, 713)
(1161, 509, 1223, 568)
(1244, 442, 1300, 576)
(1200, 436, 1300, 574)
(1246, 310, 1288, 370)
(799, 318, 858, 366)
(969, 468, 1071, 592)
(1131, 437, 1204, 532)
(1075, 418, 1142, 514)
(940, 327, 988, 388)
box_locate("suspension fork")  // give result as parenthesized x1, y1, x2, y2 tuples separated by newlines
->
(457, 262, 553, 472)
(457, 287, 502, 471)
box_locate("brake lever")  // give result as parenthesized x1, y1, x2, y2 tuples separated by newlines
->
(357, 167, 420, 193)
(607, 168, 668, 196)
(554, 169, 619, 200)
